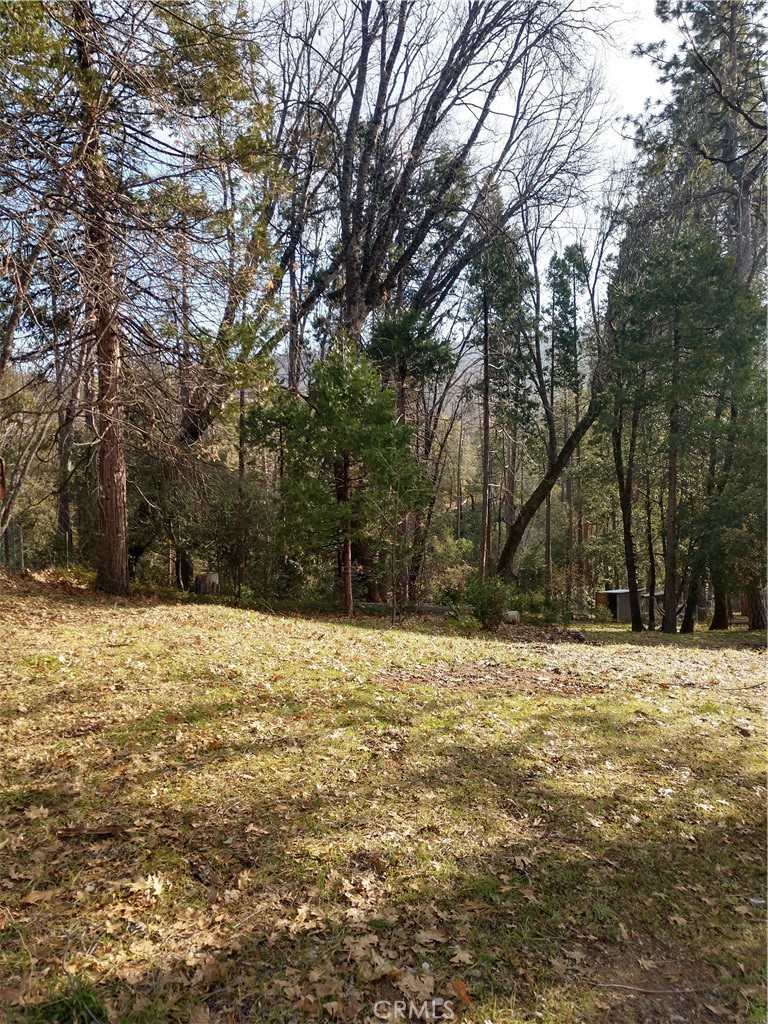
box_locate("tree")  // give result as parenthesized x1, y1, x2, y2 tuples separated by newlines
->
(0, 0, 276, 590)
(248, 351, 426, 615)
(493, 193, 620, 582)
(625, 0, 766, 629)
(257, 0, 602, 354)
(610, 230, 762, 634)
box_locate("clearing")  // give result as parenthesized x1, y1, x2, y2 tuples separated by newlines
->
(0, 574, 765, 1024)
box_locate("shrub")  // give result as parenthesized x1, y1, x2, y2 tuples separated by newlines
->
(463, 571, 511, 630)
(442, 613, 483, 636)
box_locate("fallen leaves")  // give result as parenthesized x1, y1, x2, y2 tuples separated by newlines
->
(415, 927, 448, 945)
(448, 976, 472, 1006)
(0, 577, 764, 1024)
(20, 888, 59, 905)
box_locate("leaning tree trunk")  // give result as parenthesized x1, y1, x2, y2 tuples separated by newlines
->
(497, 399, 599, 581)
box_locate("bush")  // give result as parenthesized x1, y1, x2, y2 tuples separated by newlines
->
(522, 590, 545, 615)
(593, 604, 614, 624)
(442, 613, 483, 636)
(463, 571, 512, 630)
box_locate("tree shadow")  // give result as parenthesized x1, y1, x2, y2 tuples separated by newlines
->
(3, 674, 764, 1023)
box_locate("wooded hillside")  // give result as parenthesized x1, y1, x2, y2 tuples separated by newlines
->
(1, 0, 765, 632)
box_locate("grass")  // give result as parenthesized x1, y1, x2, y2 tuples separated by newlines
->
(0, 571, 765, 1023)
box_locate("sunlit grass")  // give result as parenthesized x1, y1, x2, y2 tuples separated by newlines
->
(0, 572, 764, 1023)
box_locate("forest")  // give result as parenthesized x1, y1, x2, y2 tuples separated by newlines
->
(1, 4, 767, 1022)
(0, 0, 765, 631)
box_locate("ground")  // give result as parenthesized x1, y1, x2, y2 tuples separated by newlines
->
(0, 573, 765, 1024)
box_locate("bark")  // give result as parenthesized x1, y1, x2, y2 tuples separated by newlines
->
(74, 0, 128, 595)
(455, 417, 463, 540)
(709, 587, 731, 630)
(396, 360, 407, 424)
(746, 587, 767, 631)
(544, 494, 552, 598)
(56, 401, 77, 545)
(336, 455, 354, 616)
(544, 288, 555, 599)
(478, 285, 491, 576)
(662, 330, 680, 634)
(612, 403, 644, 632)
(175, 548, 194, 591)
(351, 537, 385, 604)
(565, 395, 573, 601)
(236, 386, 246, 604)
(496, 399, 600, 580)
(645, 472, 656, 630)
(287, 260, 301, 395)
(616, 492, 644, 631)
(680, 578, 699, 633)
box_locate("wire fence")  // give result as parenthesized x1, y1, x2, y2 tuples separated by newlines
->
(0, 523, 26, 573)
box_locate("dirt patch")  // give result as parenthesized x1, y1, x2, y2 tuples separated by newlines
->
(586, 943, 736, 1022)
(497, 622, 591, 644)
(375, 660, 602, 698)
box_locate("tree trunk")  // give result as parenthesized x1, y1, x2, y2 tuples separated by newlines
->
(351, 537, 385, 603)
(456, 417, 463, 540)
(56, 400, 76, 547)
(408, 495, 438, 600)
(662, 330, 680, 634)
(746, 587, 767, 631)
(645, 472, 656, 630)
(680, 578, 699, 633)
(288, 260, 301, 395)
(175, 548, 194, 591)
(95, 312, 128, 594)
(478, 285, 491, 577)
(236, 386, 246, 604)
(496, 399, 599, 580)
(544, 493, 552, 599)
(612, 411, 644, 633)
(565, 395, 573, 602)
(618, 492, 644, 632)
(396, 360, 407, 424)
(710, 587, 731, 630)
(336, 454, 354, 616)
(74, 1, 128, 595)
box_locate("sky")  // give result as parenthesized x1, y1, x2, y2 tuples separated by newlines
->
(600, 0, 682, 153)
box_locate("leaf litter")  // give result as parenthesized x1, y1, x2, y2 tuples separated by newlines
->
(0, 573, 764, 1022)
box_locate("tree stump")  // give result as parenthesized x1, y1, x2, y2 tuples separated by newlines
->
(194, 572, 220, 596)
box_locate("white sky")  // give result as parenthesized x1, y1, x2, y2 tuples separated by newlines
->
(600, 0, 681, 154)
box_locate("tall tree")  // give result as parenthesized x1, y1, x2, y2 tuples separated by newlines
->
(610, 230, 762, 634)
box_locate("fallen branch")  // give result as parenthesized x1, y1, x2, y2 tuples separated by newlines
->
(595, 983, 711, 995)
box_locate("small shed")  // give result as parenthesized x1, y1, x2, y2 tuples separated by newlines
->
(595, 589, 633, 623)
